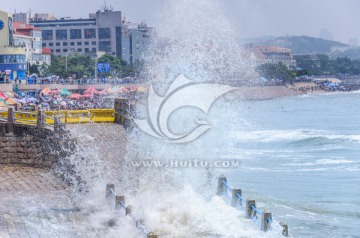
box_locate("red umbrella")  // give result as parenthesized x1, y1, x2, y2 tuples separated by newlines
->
(84, 87, 98, 95)
(129, 86, 137, 92)
(69, 93, 82, 100)
(98, 90, 107, 95)
(49, 89, 60, 95)
(116, 86, 129, 93)
(0, 92, 7, 99)
(81, 93, 92, 99)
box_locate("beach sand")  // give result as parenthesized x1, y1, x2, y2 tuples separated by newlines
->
(226, 86, 303, 100)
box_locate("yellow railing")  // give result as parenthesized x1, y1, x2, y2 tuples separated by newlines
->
(88, 109, 116, 123)
(0, 111, 7, 119)
(0, 109, 115, 125)
(1, 111, 38, 125)
(65, 110, 91, 124)
(15, 111, 37, 125)
(45, 111, 66, 124)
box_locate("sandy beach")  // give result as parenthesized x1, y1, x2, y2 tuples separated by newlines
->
(226, 86, 302, 100)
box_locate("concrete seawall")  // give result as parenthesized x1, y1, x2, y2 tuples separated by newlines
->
(0, 123, 74, 167)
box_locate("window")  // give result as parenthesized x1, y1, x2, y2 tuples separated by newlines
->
(33, 42, 41, 50)
(98, 28, 110, 39)
(70, 42, 75, 46)
(0, 55, 25, 63)
(63, 42, 68, 46)
(77, 48, 82, 52)
(33, 31, 41, 38)
(56, 42, 60, 46)
(91, 48, 96, 52)
(70, 29, 82, 39)
(84, 28, 96, 39)
(56, 29, 67, 40)
(63, 49, 68, 52)
(92, 41, 96, 45)
(42, 43, 46, 47)
(42, 30, 53, 40)
(56, 49, 61, 53)
(85, 42, 89, 45)
(49, 43, 53, 46)
(77, 42, 82, 46)
(99, 41, 111, 52)
(85, 48, 89, 52)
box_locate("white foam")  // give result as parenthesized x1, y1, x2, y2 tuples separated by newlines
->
(315, 159, 354, 165)
(231, 129, 360, 144)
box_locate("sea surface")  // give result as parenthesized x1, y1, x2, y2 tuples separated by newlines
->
(212, 91, 360, 237)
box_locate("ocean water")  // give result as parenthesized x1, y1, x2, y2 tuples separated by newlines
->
(211, 91, 360, 238)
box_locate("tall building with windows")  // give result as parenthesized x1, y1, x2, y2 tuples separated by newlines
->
(13, 11, 30, 24)
(0, 9, 27, 80)
(30, 7, 154, 65)
(31, 9, 122, 58)
(121, 21, 154, 64)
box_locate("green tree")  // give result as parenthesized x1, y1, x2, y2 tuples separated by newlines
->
(97, 54, 125, 77)
(256, 63, 294, 82)
(39, 63, 50, 77)
(67, 53, 94, 78)
(45, 53, 140, 78)
(29, 64, 40, 75)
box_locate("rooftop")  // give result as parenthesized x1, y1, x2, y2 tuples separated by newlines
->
(13, 22, 41, 31)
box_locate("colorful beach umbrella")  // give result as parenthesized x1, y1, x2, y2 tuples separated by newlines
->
(4, 92, 14, 97)
(60, 88, 72, 96)
(69, 93, 82, 100)
(81, 93, 92, 99)
(137, 86, 146, 92)
(112, 86, 120, 91)
(49, 89, 60, 95)
(0, 98, 8, 107)
(129, 86, 137, 92)
(0, 92, 7, 99)
(5, 97, 16, 105)
(40, 87, 51, 96)
(116, 86, 129, 93)
(84, 87, 98, 95)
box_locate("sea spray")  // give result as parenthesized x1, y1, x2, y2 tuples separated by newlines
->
(52, 0, 285, 237)
(121, 0, 283, 237)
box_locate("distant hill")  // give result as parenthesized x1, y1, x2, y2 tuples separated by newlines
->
(243, 35, 348, 54)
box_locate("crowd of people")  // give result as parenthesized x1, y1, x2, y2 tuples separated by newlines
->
(15, 86, 146, 111)
(291, 77, 353, 93)
(19, 76, 143, 85)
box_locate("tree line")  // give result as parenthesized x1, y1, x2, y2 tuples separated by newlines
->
(29, 53, 142, 79)
(256, 55, 360, 82)
(29, 52, 360, 81)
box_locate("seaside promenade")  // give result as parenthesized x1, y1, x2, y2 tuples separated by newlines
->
(0, 124, 128, 238)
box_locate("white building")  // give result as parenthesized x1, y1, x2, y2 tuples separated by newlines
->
(13, 22, 50, 65)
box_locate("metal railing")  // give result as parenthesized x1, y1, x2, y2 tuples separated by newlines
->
(0, 108, 58, 130)
(216, 175, 289, 236)
(14, 111, 38, 125)
(0, 109, 115, 125)
(105, 183, 158, 238)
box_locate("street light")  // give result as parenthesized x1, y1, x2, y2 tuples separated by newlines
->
(65, 50, 75, 72)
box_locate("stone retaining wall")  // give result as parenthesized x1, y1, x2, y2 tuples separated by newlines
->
(0, 123, 74, 167)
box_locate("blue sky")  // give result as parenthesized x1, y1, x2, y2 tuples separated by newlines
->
(1, 0, 359, 44)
